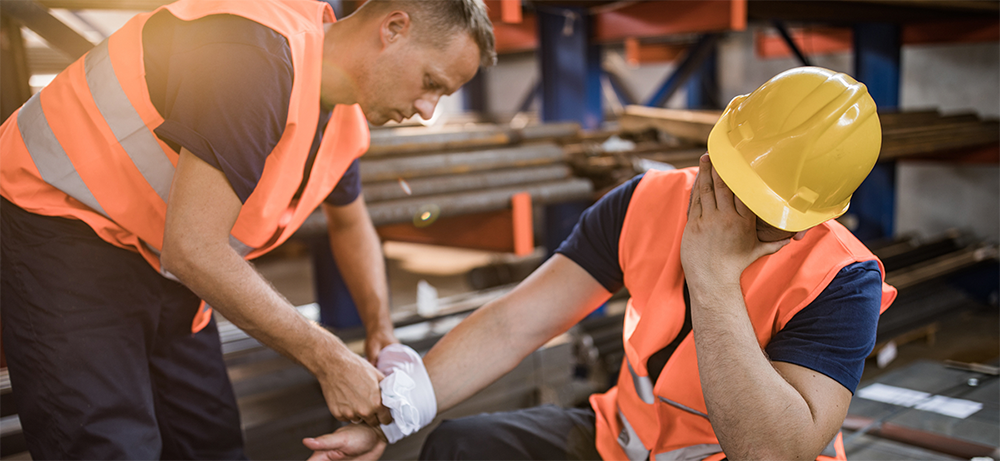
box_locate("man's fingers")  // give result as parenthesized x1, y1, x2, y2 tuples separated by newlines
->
(698, 154, 717, 211)
(734, 195, 752, 217)
(711, 164, 735, 212)
(376, 406, 393, 426)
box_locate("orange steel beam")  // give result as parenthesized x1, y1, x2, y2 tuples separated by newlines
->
(511, 192, 533, 256)
(756, 19, 998, 59)
(594, 0, 746, 43)
(487, 0, 523, 24)
(625, 38, 689, 65)
(494, 14, 537, 53)
(755, 27, 852, 59)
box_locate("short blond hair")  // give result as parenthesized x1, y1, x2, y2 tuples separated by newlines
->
(359, 0, 496, 67)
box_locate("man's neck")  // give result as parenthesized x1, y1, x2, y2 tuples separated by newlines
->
(319, 18, 363, 108)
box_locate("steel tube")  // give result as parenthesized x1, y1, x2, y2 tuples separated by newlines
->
(363, 165, 572, 203)
(296, 178, 593, 235)
(366, 123, 581, 157)
(365, 178, 592, 226)
(360, 143, 565, 182)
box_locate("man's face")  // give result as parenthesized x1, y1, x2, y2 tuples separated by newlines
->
(357, 29, 480, 126)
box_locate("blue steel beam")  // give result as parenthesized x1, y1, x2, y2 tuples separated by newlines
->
(685, 42, 720, 110)
(851, 22, 901, 242)
(644, 34, 720, 108)
(537, 5, 602, 129)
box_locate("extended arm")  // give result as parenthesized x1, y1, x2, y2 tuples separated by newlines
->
(162, 148, 390, 426)
(680, 154, 850, 460)
(426, 253, 612, 412)
(304, 254, 611, 459)
(323, 198, 398, 363)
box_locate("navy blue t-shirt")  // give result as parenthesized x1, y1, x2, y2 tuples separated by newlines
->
(141, 11, 361, 206)
(555, 173, 882, 393)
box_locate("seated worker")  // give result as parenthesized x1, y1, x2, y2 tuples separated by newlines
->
(304, 67, 897, 461)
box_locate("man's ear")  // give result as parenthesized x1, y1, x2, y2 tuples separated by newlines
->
(792, 230, 809, 241)
(380, 10, 411, 47)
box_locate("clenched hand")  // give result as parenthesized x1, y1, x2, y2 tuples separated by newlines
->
(317, 350, 393, 427)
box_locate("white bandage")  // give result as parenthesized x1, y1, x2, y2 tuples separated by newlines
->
(376, 344, 437, 443)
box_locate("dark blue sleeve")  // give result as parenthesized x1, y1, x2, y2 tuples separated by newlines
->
(144, 12, 293, 203)
(324, 159, 362, 206)
(765, 259, 883, 394)
(554, 174, 644, 293)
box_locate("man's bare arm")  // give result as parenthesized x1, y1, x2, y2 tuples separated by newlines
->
(304, 254, 611, 459)
(162, 148, 390, 426)
(681, 154, 850, 460)
(426, 254, 611, 412)
(323, 198, 398, 363)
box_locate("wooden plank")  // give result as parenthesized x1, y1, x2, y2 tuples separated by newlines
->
(619, 105, 721, 144)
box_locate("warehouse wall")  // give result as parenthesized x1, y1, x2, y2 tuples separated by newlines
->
(897, 42, 1000, 243)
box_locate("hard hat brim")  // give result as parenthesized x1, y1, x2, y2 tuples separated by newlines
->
(707, 116, 850, 233)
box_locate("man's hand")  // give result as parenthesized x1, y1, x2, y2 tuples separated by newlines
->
(364, 323, 398, 365)
(317, 350, 393, 426)
(680, 154, 790, 291)
(304, 424, 387, 461)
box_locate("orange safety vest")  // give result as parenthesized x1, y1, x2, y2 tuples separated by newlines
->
(590, 168, 896, 461)
(0, 0, 369, 332)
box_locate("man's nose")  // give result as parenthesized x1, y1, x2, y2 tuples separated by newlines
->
(414, 96, 439, 120)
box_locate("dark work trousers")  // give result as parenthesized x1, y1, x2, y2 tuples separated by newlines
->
(0, 198, 245, 460)
(420, 404, 601, 460)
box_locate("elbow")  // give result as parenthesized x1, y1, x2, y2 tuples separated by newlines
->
(160, 235, 198, 280)
(723, 441, 820, 461)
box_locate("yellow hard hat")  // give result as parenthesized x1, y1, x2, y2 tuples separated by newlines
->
(708, 66, 881, 232)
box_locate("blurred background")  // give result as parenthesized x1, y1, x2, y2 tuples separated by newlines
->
(1, 1, 998, 459)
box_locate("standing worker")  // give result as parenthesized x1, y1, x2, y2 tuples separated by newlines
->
(306, 67, 897, 461)
(0, 0, 495, 459)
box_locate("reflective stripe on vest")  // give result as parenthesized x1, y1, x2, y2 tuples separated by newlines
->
(658, 395, 708, 419)
(617, 410, 651, 461)
(17, 91, 109, 218)
(84, 40, 174, 203)
(653, 444, 722, 461)
(627, 356, 655, 404)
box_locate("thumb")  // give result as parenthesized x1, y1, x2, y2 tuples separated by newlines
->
(303, 434, 347, 452)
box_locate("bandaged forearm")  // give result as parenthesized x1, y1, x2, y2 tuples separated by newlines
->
(376, 344, 437, 443)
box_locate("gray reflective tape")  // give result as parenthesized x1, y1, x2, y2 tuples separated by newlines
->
(17, 91, 109, 218)
(820, 436, 838, 458)
(84, 40, 174, 203)
(658, 396, 708, 419)
(627, 356, 656, 404)
(653, 444, 722, 461)
(617, 410, 651, 461)
(229, 235, 254, 257)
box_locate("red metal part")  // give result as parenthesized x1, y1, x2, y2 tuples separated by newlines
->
(376, 209, 523, 254)
(593, 0, 746, 43)
(756, 19, 999, 60)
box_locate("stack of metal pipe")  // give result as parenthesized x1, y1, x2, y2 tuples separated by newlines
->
(297, 122, 594, 235)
